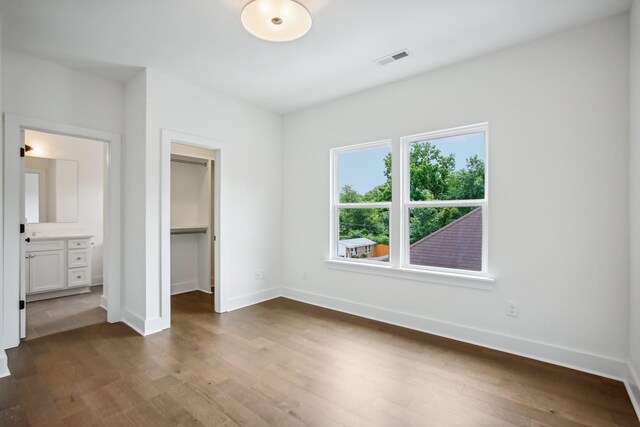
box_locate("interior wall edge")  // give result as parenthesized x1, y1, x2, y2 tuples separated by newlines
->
(280, 287, 630, 381)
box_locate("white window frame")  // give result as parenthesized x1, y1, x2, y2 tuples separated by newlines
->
(328, 124, 492, 286)
(401, 123, 489, 276)
(330, 140, 392, 266)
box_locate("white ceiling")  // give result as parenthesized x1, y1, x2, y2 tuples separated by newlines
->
(0, 0, 632, 113)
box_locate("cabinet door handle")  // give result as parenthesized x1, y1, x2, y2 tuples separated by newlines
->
(77, 257, 82, 261)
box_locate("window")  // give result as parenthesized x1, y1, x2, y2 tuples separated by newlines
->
(332, 141, 391, 263)
(330, 124, 488, 278)
(404, 126, 487, 273)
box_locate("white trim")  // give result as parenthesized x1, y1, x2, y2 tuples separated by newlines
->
(226, 287, 281, 311)
(401, 123, 489, 276)
(402, 122, 490, 142)
(122, 308, 146, 336)
(0, 350, 9, 379)
(406, 199, 485, 208)
(100, 295, 108, 310)
(161, 129, 223, 328)
(325, 259, 494, 289)
(334, 202, 392, 209)
(281, 287, 629, 380)
(144, 317, 169, 336)
(329, 139, 392, 263)
(627, 363, 640, 420)
(171, 280, 199, 295)
(91, 275, 103, 285)
(3, 115, 122, 352)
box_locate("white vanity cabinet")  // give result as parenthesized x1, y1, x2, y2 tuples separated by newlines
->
(27, 249, 66, 293)
(25, 235, 93, 301)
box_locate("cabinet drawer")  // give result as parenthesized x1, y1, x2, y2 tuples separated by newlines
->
(68, 239, 90, 249)
(26, 240, 64, 252)
(68, 249, 89, 268)
(68, 268, 90, 287)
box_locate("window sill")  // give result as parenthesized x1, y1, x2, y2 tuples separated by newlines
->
(324, 260, 495, 291)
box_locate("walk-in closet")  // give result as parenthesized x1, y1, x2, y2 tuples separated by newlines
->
(170, 143, 215, 300)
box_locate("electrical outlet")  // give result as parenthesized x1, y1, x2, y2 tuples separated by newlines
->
(507, 301, 519, 318)
(302, 269, 308, 280)
(255, 270, 265, 280)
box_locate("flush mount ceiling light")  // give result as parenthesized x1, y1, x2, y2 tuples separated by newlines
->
(241, 0, 312, 42)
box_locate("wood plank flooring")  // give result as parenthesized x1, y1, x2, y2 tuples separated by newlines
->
(0, 291, 638, 426)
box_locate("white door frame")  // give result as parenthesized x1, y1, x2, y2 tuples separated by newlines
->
(160, 129, 223, 322)
(3, 114, 122, 350)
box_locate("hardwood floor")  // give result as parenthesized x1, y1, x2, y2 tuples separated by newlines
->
(0, 291, 637, 426)
(26, 286, 106, 340)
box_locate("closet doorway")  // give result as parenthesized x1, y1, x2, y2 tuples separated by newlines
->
(160, 130, 222, 327)
(170, 144, 215, 298)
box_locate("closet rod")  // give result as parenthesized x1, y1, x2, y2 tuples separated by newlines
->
(171, 230, 207, 235)
(171, 158, 208, 167)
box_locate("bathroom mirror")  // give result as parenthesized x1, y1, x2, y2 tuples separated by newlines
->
(24, 157, 79, 223)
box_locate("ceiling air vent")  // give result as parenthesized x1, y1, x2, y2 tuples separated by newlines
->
(376, 49, 410, 66)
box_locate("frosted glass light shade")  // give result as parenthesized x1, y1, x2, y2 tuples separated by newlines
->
(241, 0, 312, 42)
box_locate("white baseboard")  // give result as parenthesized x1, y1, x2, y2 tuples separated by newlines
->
(627, 363, 640, 420)
(171, 280, 198, 295)
(144, 317, 170, 336)
(280, 287, 629, 381)
(122, 308, 146, 336)
(226, 287, 281, 311)
(92, 275, 103, 285)
(122, 308, 170, 337)
(100, 295, 108, 310)
(0, 349, 9, 378)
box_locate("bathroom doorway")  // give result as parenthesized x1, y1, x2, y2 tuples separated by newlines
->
(3, 115, 122, 349)
(22, 130, 107, 339)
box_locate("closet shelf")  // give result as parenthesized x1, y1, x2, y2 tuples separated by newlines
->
(171, 225, 208, 235)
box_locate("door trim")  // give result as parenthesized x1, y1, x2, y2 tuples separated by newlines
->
(2, 114, 122, 351)
(160, 129, 224, 327)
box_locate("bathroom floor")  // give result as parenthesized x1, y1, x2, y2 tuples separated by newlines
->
(25, 285, 107, 340)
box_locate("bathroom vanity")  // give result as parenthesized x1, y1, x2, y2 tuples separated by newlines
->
(25, 234, 93, 302)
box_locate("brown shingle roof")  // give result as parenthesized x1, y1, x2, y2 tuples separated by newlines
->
(409, 207, 482, 271)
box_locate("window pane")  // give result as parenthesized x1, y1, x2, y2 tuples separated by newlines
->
(408, 207, 482, 271)
(338, 145, 391, 203)
(338, 208, 389, 262)
(409, 132, 485, 201)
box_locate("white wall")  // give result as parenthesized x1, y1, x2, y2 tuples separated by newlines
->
(146, 69, 283, 316)
(628, 0, 640, 411)
(24, 131, 105, 284)
(282, 14, 630, 378)
(2, 49, 124, 133)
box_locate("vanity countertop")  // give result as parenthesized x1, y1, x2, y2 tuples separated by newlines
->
(28, 234, 94, 241)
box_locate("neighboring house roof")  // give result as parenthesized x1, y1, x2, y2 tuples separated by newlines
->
(339, 238, 377, 249)
(409, 208, 482, 271)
